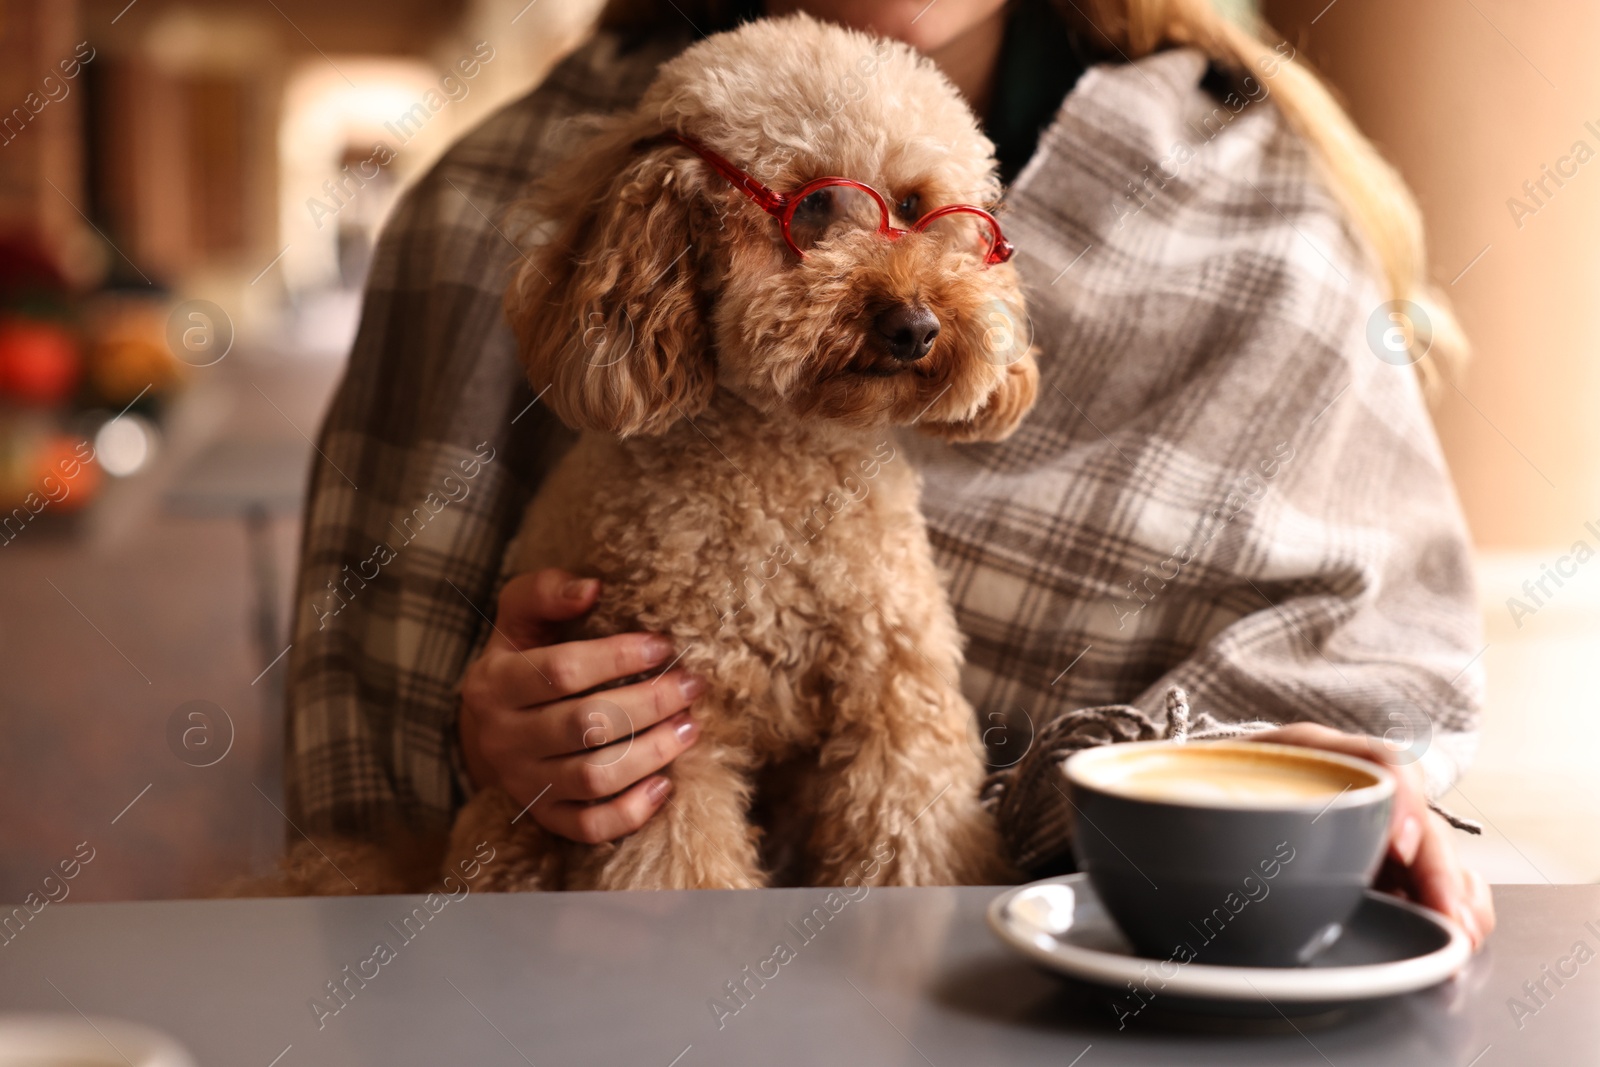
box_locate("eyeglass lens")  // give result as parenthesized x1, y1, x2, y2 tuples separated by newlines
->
(785, 180, 998, 263)
(787, 182, 885, 251)
(915, 210, 998, 262)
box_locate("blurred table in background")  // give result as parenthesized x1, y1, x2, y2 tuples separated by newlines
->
(0, 339, 343, 901)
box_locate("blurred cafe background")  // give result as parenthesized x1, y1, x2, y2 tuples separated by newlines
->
(2, 0, 1598, 900)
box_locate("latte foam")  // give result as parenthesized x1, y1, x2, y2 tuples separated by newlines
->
(1078, 746, 1375, 808)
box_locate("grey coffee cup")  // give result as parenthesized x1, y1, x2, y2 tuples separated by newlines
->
(1064, 740, 1395, 968)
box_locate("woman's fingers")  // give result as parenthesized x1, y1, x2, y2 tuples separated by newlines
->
(480, 671, 704, 800)
(1407, 812, 1496, 950)
(544, 710, 700, 802)
(458, 568, 699, 853)
(541, 672, 707, 755)
(1381, 765, 1431, 868)
(489, 568, 601, 649)
(1253, 723, 1431, 865)
(1251, 722, 1494, 949)
(1408, 809, 1490, 948)
(475, 630, 678, 710)
(1462, 866, 1497, 946)
(1407, 811, 1460, 915)
(537, 775, 676, 845)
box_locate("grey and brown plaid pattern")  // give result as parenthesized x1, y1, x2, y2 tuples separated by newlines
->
(286, 33, 1484, 865)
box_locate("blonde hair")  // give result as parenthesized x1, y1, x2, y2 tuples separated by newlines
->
(1064, 0, 1463, 376)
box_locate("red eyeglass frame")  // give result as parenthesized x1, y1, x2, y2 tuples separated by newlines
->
(667, 133, 1015, 267)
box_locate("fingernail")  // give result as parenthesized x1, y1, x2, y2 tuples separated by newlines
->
(642, 634, 675, 666)
(1457, 905, 1481, 946)
(674, 714, 699, 744)
(1394, 816, 1423, 865)
(563, 577, 598, 600)
(679, 674, 707, 701)
(647, 777, 673, 804)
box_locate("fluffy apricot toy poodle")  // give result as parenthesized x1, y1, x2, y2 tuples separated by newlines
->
(448, 12, 1038, 891)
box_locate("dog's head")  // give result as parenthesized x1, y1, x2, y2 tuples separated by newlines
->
(506, 13, 1038, 441)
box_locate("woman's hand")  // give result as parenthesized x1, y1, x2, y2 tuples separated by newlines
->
(1251, 723, 1495, 951)
(457, 568, 704, 843)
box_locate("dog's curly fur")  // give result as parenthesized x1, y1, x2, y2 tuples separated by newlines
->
(445, 14, 1038, 892)
(241, 14, 1039, 897)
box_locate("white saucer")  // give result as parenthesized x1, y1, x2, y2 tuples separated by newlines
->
(987, 874, 1470, 1006)
(0, 1014, 197, 1066)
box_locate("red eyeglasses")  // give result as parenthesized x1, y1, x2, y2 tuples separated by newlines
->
(669, 134, 1015, 268)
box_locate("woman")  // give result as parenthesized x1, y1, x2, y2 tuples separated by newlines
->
(286, 0, 1494, 943)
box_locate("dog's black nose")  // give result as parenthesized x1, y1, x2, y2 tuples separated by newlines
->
(874, 303, 940, 362)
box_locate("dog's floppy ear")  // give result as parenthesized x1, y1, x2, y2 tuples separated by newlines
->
(505, 120, 711, 437)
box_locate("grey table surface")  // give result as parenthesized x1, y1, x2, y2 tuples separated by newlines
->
(0, 884, 1594, 1066)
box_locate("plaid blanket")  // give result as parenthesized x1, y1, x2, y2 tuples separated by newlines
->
(286, 29, 1484, 875)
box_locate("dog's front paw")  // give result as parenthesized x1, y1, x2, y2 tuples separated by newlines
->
(900, 801, 1016, 887)
(446, 787, 560, 891)
(572, 747, 766, 890)
(580, 808, 765, 891)
(809, 784, 1014, 888)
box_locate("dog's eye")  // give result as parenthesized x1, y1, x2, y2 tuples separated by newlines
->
(895, 193, 921, 221)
